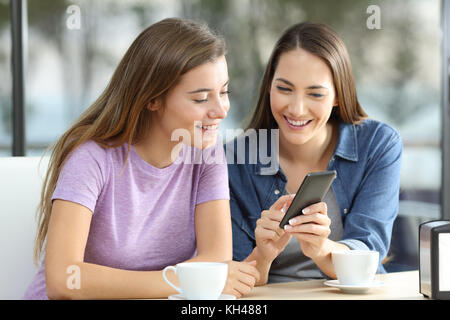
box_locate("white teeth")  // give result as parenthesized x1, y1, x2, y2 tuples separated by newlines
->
(286, 117, 310, 126)
(200, 124, 218, 130)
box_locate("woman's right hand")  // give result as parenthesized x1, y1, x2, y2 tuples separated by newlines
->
(254, 194, 295, 263)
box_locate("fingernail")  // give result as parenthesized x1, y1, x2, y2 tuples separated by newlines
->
(302, 208, 310, 214)
(284, 225, 292, 230)
(289, 218, 296, 225)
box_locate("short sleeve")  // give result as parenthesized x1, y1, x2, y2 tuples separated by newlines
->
(51, 140, 108, 214)
(195, 139, 230, 205)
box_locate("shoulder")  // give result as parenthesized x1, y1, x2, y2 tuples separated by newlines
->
(354, 118, 401, 147)
(334, 118, 402, 163)
(69, 140, 108, 162)
(71, 140, 109, 158)
(350, 119, 402, 165)
(64, 140, 111, 174)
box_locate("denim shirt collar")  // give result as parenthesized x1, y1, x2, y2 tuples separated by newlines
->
(254, 121, 359, 176)
(334, 121, 359, 162)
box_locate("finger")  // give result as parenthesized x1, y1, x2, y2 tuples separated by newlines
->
(256, 226, 281, 242)
(262, 209, 286, 223)
(288, 213, 331, 227)
(257, 218, 285, 236)
(302, 202, 327, 215)
(239, 262, 260, 281)
(270, 194, 295, 211)
(294, 233, 322, 244)
(231, 288, 242, 298)
(235, 280, 252, 296)
(276, 232, 292, 249)
(286, 223, 326, 236)
(285, 223, 331, 237)
(236, 271, 257, 287)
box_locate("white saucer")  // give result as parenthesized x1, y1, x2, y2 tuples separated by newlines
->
(324, 280, 385, 294)
(168, 294, 236, 300)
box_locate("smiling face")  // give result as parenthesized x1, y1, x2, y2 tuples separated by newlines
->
(270, 48, 337, 148)
(150, 55, 230, 149)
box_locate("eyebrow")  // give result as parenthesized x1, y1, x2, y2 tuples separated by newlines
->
(275, 78, 328, 90)
(187, 80, 229, 94)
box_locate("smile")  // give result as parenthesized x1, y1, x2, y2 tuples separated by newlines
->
(284, 116, 312, 129)
(195, 124, 219, 131)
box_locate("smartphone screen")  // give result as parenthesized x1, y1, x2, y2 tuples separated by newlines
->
(279, 170, 337, 229)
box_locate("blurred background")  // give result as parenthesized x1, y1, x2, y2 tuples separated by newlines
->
(0, 0, 443, 272)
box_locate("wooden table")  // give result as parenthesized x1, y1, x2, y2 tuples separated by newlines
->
(240, 271, 425, 300)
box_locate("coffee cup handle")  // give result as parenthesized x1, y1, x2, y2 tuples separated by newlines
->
(162, 266, 182, 294)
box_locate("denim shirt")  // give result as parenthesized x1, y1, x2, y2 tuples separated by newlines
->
(224, 119, 402, 274)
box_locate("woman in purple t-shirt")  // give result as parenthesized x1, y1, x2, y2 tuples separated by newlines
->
(23, 18, 259, 300)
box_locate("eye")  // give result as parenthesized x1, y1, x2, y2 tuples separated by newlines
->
(192, 94, 208, 103)
(276, 85, 292, 92)
(220, 90, 230, 95)
(309, 93, 324, 98)
(193, 99, 208, 103)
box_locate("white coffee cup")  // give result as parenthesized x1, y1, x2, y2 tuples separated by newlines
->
(162, 262, 228, 300)
(331, 250, 379, 285)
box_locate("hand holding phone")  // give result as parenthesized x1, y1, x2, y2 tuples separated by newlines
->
(279, 171, 337, 229)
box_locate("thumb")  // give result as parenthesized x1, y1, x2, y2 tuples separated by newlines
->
(270, 194, 295, 211)
(276, 233, 292, 250)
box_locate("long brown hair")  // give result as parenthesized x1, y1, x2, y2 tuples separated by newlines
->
(247, 22, 367, 130)
(34, 18, 226, 264)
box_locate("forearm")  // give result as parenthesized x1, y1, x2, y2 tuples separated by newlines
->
(47, 261, 177, 300)
(244, 247, 272, 286)
(48, 253, 227, 300)
(311, 239, 350, 279)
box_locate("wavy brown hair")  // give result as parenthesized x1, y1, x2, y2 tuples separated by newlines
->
(34, 18, 226, 264)
(247, 22, 367, 130)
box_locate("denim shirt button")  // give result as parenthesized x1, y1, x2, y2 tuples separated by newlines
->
(343, 208, 348, 214)
(274, 189, 280, 195)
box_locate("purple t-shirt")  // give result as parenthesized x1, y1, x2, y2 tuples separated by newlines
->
(23, 139, 229, 299)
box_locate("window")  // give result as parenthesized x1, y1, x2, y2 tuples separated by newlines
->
(4, 0, 446, 271)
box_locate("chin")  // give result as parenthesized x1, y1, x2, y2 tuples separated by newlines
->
(201, 138, 217, 149)
(189, 137, 216, 150)
(282, 131, 314, 146)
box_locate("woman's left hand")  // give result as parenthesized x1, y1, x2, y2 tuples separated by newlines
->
(222, 260, 260, 298)
(283, 201, 331, 259)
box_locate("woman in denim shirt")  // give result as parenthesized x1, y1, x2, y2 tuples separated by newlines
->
(225, 22, 402, 285)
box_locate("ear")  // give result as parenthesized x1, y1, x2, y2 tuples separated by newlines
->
(147, 98, 162, 111)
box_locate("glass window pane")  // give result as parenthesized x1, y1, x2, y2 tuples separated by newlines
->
(25, 0, 180, 156)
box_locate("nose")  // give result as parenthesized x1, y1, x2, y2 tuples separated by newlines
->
(288, 94, 305, 117)
(208, 98, 229, 119)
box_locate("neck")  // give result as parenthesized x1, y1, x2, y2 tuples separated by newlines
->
(279, 121, 336, 167)
(133, 123, 182, 169)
